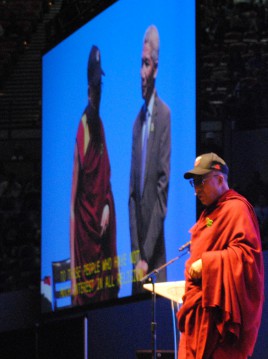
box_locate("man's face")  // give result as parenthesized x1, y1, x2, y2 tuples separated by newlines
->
(141, 42, 157, 104)
(192, 173, 222, 207)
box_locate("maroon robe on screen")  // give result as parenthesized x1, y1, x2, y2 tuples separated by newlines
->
(73, 111, 119, 305)
(177, 189, 264, 359)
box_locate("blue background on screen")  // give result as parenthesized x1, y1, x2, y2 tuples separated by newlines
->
(42, 0, 196, 307)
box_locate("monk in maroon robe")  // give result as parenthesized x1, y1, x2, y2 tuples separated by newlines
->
(177, 153, 264, 359)
(70, 45, 119, 306)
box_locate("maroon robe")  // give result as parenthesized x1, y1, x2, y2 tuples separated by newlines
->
(73, 111, 119, 305)
(177, 189, 264, 359)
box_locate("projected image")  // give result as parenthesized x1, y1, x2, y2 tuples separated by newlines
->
(41, 0, 196, 312)
(129, 25, 171, 294)
(70, 45, 119, 306)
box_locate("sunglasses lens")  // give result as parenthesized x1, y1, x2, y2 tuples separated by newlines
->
(189, 178, 203, 187)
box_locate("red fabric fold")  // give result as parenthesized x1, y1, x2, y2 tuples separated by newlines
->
(177, 189, 264, 359)
(74, 115, 119, 305)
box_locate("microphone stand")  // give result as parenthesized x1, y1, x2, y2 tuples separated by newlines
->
(140, 251, 189, 359)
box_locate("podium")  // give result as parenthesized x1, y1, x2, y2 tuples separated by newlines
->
(143, 281, 185, 359)
(143, 281, 185, 304)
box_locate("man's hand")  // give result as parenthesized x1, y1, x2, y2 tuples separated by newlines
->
(100, 204, 110, 236)
(189, 258, 202, 280)
(135, 260, 149, 281)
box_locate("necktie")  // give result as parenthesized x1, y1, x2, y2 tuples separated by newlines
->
(140, 109, 149, 194)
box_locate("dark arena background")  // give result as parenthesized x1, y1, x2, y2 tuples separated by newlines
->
(0, 1, 268, 358)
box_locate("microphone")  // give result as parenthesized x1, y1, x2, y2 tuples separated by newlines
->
(178, 240, 191, 252)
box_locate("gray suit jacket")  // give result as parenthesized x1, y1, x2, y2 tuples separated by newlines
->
(129, 92, 171, 291)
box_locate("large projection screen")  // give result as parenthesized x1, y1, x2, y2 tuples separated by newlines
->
(41, 0, 196, 313)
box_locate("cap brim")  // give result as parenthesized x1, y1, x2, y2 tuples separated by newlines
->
(184, 168, 212, 179)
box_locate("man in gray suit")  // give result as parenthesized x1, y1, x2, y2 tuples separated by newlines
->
(129, 25, 171, 294)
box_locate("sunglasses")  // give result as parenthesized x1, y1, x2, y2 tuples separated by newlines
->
(189, 175, 219, 187)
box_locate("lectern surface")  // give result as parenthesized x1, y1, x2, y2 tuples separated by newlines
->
(143, 280, 185, 303)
